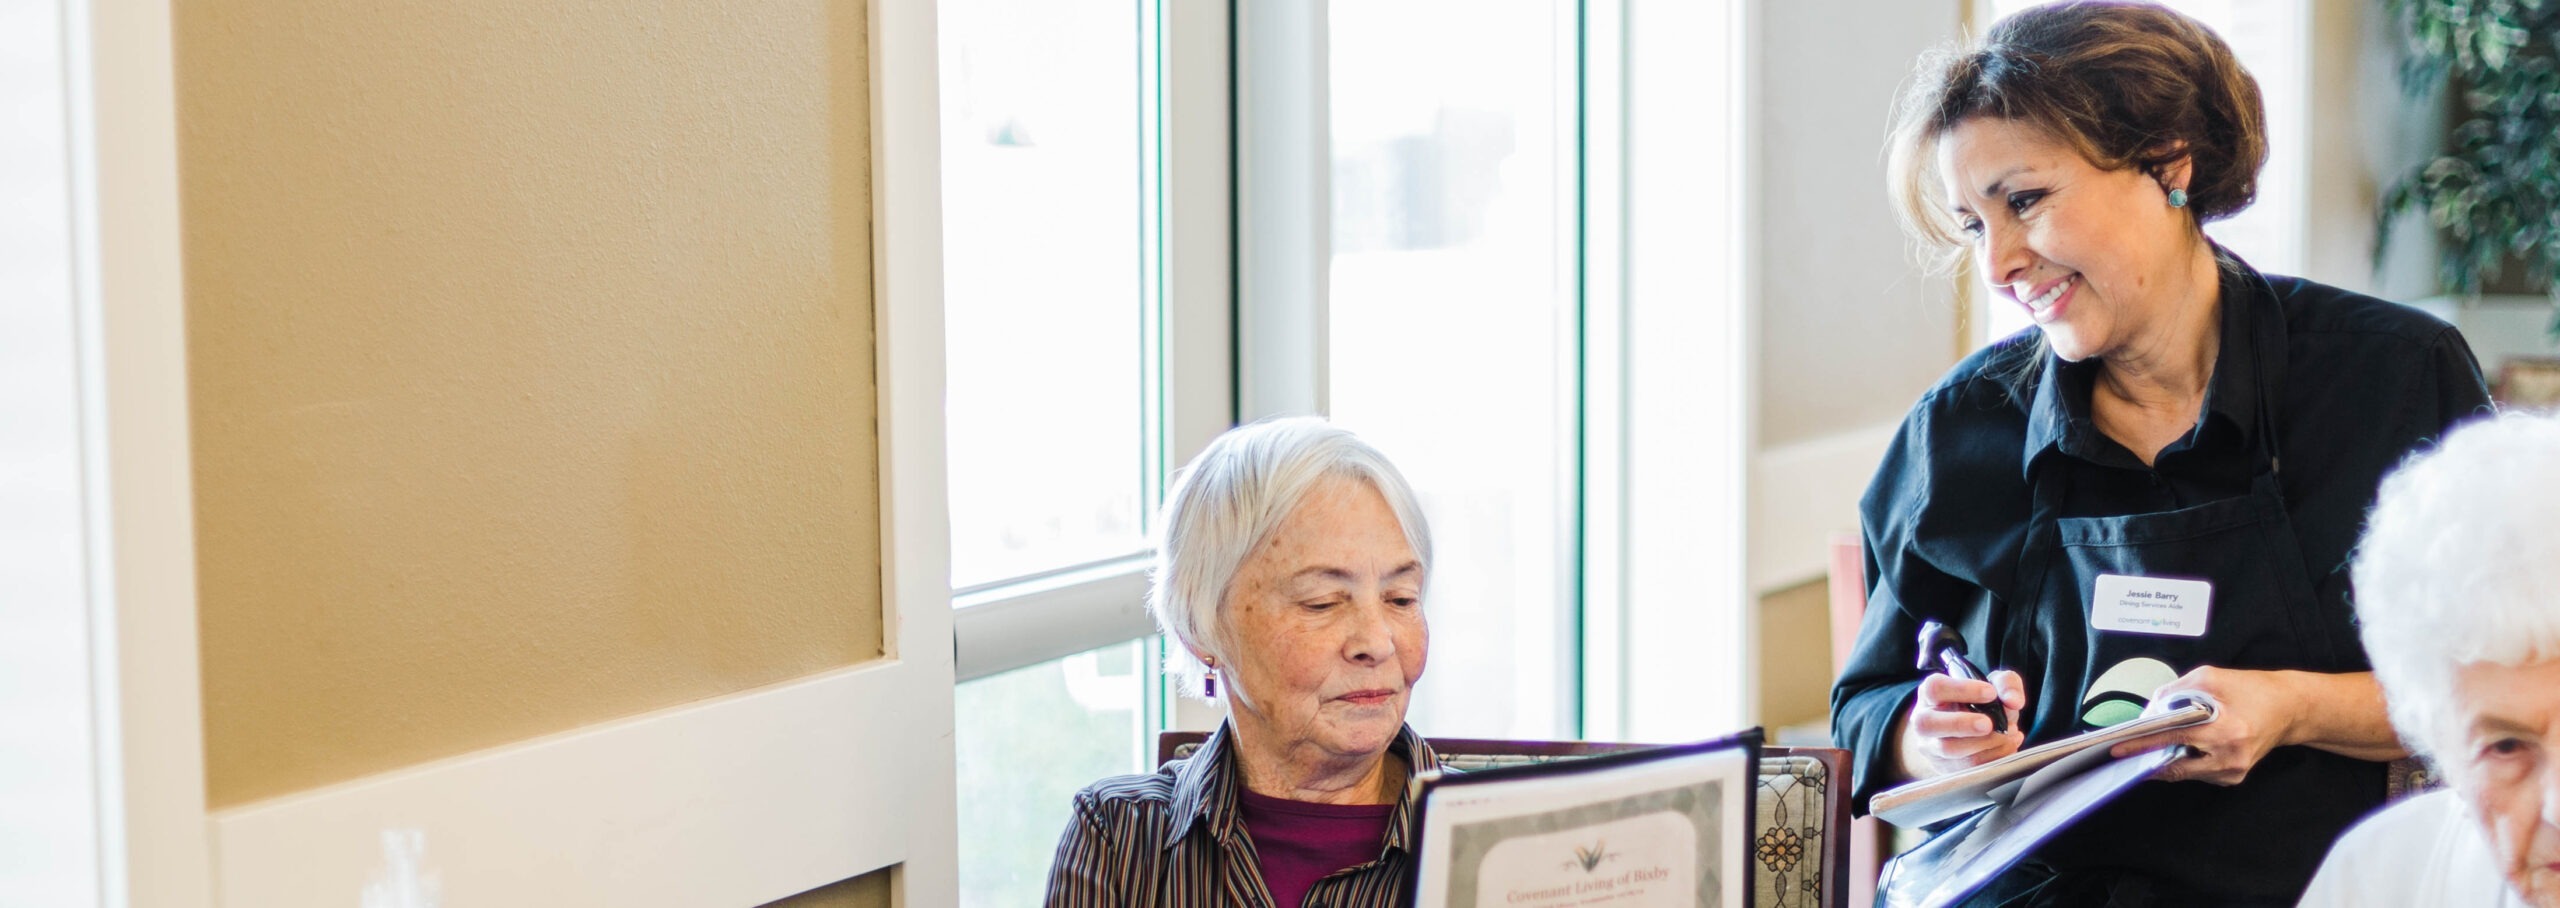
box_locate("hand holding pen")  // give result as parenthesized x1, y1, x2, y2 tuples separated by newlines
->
(1896, 619, 2029, 779)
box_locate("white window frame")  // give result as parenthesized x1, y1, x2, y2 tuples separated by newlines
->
(955, 0, 1761, 744)
(3, 0, 193, 901)
(1234, 0, 1327, 421)
(948, 0, 1237, 690)
(1595, 0, 1756, 742)
(1231, 0, 1757, 744)
(16, 0, 215, 901)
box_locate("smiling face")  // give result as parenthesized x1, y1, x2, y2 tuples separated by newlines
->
(2445, 659, 2560, 906)
(1937, 116, 2203, 363)
(1216, 475, 1428, 770)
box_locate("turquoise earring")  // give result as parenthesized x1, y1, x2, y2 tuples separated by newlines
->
(2168, 188, 2189, 209)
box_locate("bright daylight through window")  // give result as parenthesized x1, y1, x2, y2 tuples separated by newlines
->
(938, 0, 1159, 904)
(1327, 0, 1579, 741)
(940, 0, 1148, 591)
(942, 0, 1603, 899)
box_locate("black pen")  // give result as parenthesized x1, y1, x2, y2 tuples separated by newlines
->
(1916, 619, 2009, 735)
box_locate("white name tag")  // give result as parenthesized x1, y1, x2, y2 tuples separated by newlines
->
(2090, 573, 2212, 637)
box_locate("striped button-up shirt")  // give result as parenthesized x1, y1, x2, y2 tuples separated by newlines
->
(1043, 723, 1441, 908)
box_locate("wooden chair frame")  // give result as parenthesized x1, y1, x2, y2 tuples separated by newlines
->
(1155, 731, 1853, 908)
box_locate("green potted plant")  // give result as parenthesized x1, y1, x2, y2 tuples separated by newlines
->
(2379, 0, 2560, 340)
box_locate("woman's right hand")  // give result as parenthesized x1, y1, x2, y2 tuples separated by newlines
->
(1895, 670, 2028, 780)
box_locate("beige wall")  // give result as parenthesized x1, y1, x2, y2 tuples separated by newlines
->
(2304, 0, 2450, 301)
(1754, 0, 1967, 449)
(180, 0, 882, 809)
(1756, 579, 1837, 733)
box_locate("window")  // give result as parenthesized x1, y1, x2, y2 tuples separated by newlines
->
(939, 0, 1229, 902)
(1233, 0, 1753, 743)
(1325, 0, 1580, 740)
(938, 0, 1154, 900)
(938, 0, 1149, 589)
(950, 639, 1153, 905)
(1973, 0, 2309, 345)
(941, 1, 1753, 894)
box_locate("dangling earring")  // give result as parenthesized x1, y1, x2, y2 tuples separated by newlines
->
(1202, 660, 1218, 698)
(2167, 188, 2189, 209)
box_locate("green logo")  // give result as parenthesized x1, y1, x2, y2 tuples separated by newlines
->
(2079, 657, 2178, 729)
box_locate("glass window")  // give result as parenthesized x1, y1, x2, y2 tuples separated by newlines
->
(953, 639, 1150, 906)
(1325, 0, 1577, 740)
(941, 1, 1173, 901)
(939, 0, 1149, 588)
(1975, 0, 2307, 345)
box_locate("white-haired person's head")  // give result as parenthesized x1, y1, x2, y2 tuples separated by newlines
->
(1149, 416, 1432, 702)
(2336, 411, 2560, 906)
(1042, 418, 1438, 904)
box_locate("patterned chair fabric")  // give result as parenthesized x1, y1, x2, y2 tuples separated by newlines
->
(1159, 733, 1852, 908)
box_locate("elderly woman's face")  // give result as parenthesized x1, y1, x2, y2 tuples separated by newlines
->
(1937, 116, 2194, 363)
(1221, 476, 1427, 764)
(2448, 658, 2560, 906)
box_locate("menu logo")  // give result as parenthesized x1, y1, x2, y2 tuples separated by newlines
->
(1568, 839, 1613, 873)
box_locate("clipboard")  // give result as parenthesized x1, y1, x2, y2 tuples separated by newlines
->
(1870, 695, 2216, 828)
(1408, 729, 1762, 907)
(1876, 743, 2190, 908)
(1869, 694, 2220, 908)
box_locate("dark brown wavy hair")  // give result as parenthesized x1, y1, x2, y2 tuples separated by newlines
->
(1886, 1, 2267, 275)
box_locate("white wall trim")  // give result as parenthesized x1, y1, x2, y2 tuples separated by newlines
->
(206, 662, 937, 906)
(86, 0, 216, 901)
(1748, 422, 1897, 596)
(868, 0, 959, 900)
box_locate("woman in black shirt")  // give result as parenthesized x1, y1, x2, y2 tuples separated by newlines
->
(1830, 3, 2494, 905)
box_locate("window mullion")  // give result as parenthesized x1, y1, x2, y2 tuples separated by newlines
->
(1233, 0, 1330, 422)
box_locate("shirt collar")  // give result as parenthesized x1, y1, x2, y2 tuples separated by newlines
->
(1163, 722, 1442, 854)
(2018, 252, 2266, 477)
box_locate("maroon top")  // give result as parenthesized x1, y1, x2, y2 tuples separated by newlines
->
(1236, 788, 1396, 908)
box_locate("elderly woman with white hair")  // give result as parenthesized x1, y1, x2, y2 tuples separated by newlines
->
(1044, 417, 1438, 908)
(2298, 412, 2560, 907)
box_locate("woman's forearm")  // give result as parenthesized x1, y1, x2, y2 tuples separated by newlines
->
(2278, 670, 2411, 762)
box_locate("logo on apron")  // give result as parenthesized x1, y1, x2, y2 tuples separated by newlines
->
(2079, 656, 2179, 730)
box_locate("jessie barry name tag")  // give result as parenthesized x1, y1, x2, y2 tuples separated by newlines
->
(2090, 574, 2212, 637)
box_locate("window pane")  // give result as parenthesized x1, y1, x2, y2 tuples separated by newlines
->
(939, 0, 1148, 587)
(954, 639, 1147, 906)
(1326, 0, 1575, 740)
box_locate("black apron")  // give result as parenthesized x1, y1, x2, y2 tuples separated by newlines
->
(1958, 277, 2382, 907)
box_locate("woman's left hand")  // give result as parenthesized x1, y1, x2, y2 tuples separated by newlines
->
(2106, 665, 2303, 786)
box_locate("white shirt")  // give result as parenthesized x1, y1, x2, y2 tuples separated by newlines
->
(2298, 789, 2528, 907)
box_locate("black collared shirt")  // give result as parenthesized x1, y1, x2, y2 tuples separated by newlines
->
(1831, 262, 2492, 897)
(1044, 723, 1439, 908)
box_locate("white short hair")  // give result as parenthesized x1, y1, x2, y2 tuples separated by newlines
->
(2352, 411, 2560, 775)
(1149, 417, 1431, 699)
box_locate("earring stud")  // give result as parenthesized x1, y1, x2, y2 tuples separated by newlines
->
(2168, 188, 2189, 209)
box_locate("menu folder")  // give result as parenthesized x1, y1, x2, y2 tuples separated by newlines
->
(1871, 694, 2218, 908)
(1408, 729, 1762, 907)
